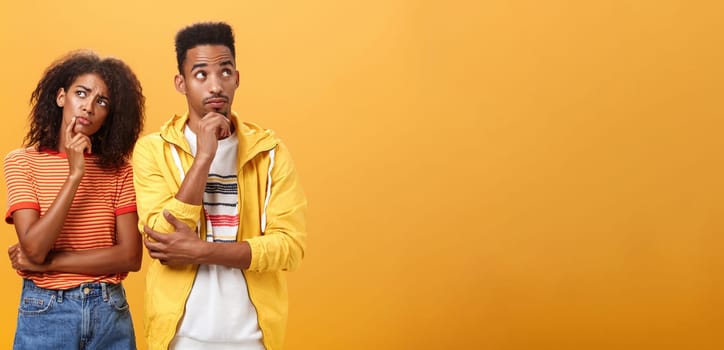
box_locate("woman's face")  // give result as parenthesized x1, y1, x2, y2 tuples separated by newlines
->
(56, 73, 110, 137)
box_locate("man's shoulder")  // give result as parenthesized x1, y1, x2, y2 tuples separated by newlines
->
(132, 132, 167, 160)
(239, 120, 273, 134)
(139, 131, 164, 140)
(238, 120, 279, 145)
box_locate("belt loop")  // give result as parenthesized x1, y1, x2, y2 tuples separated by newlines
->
(57, 290, 64, 303)
(101, 283, 109, 301)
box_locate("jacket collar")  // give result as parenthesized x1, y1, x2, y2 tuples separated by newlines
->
(160, 111, 279, 164)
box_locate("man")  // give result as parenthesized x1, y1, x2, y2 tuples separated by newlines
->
(133, 22, 307, 350)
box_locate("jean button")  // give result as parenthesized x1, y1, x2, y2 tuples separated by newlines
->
(83, 287, 90, 294)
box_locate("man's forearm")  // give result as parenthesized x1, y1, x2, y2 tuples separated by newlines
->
(196, 240, 252, 270)
(175, 155, 213, 205)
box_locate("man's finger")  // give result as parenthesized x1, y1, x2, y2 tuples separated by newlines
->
(144, 225, 167, 242)
(143, 238, 154, 250)
(148, 250, 170, 265)
(163, 210, 189, 231)
(147, 249, 164, 260)
(144, 237, 164, 252)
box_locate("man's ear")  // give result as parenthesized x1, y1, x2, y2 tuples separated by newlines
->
(174, 74, 186, 94)
(235, 70, 240, 88)
(56, 88, 66, 107)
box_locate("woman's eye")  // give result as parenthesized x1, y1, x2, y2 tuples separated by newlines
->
(97, 99, 108, 107)
(76, 90, 87, 97)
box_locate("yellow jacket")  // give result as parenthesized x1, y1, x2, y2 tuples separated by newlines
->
(132, 112, 307, 350)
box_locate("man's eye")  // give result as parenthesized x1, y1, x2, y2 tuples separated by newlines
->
(195, 71, 206, 79)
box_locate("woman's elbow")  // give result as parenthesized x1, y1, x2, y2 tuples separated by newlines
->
(21, 245, 49, 265)
(122, 243, 143, 272)
(128, 263, 142, 272)
(127, 249, 143, 272)
(26, 252, 48, 266)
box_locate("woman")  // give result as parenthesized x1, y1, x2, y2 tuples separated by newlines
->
(4, 50, 144, 349)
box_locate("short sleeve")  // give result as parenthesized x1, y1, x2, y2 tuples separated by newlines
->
(3, 150, 40, 224)
(115, 163, 137, 216)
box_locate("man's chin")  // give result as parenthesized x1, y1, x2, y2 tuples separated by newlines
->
(206, 108, 229, 117)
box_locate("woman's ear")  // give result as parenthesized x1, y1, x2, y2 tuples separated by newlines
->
(56, 88, 66, 107)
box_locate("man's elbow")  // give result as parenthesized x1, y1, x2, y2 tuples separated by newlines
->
(285, 241, 306, 272)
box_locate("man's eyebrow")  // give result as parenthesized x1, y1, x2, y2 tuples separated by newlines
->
(220, 60, 234, 67)
(190, 62, 208, 71)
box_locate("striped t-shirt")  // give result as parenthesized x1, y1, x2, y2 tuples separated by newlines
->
(3, 147, 136, 289)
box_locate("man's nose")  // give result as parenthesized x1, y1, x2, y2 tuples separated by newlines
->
(208, 75, 221, 94)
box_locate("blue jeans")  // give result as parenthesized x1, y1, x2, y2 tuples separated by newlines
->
(14, 279, 136, 350)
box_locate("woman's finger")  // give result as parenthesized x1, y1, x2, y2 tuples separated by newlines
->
(65, 117, 77, 142)
(68, 134, 92, 154)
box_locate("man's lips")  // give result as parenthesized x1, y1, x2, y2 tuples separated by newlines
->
(204, 97, 229, 108)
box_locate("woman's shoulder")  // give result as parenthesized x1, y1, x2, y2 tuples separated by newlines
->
(119, 160, 134, 175)
(4, 148, 66, 170)
(4, 147, 41, 162)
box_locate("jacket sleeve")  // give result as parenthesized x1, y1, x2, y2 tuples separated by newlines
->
(246, 142, 308, 272)
(132, 136, 203, 236)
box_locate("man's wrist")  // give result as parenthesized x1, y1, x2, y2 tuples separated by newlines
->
(196, 241, 212, 265)
(193, 152, 215, 164)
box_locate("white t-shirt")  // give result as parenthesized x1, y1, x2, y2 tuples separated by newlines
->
(170, 126, 264, 350)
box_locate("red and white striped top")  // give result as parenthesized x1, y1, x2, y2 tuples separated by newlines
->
(4, 147, 136, 289)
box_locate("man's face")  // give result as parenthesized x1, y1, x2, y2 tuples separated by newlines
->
(175, 44, 239, 120)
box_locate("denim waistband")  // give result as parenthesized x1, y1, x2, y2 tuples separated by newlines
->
(23, 279, 123, 303)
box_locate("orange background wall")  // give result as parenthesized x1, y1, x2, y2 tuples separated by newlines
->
(0, 1, 723, 349)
